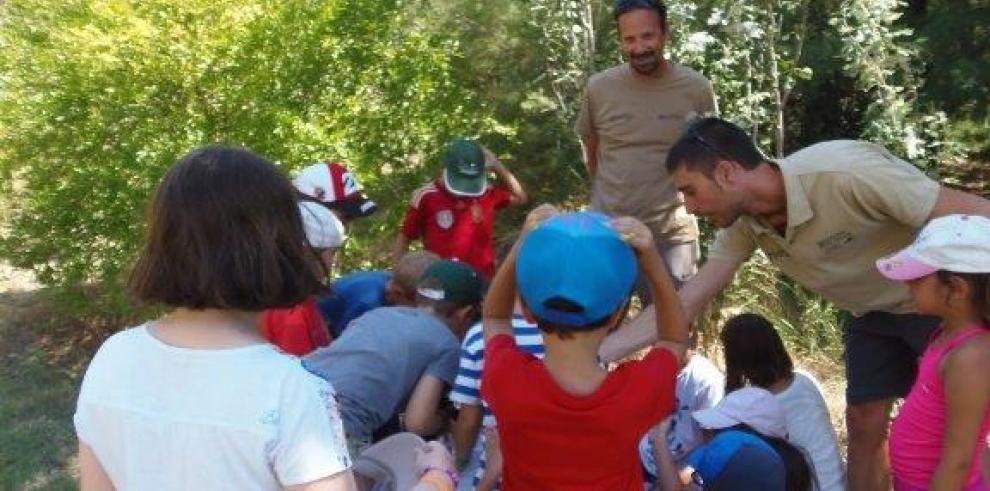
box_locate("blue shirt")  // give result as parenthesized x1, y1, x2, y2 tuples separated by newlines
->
(317, 270, 391, 337)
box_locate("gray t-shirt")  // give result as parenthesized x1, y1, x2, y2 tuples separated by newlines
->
(302, 306, 460, 439)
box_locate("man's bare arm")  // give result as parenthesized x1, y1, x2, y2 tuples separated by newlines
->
(598, 257, 742, 363)
(928, 185, 990, 220)
(579, 133, 599, 178)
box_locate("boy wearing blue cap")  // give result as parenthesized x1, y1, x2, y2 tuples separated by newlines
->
(480, 205, 690, 490)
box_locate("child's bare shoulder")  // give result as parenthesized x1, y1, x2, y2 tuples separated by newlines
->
(946, 332, 990, 371)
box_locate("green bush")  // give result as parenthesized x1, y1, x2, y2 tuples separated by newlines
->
(0, 0, 495, 314)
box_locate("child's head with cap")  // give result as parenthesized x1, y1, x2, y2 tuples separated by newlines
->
(877, 214, 990, 325)
(415, 259, 484, 336)
(690, 387, 812, 491)
(515, 211, 638, 337)
(294, 160, 378, 221)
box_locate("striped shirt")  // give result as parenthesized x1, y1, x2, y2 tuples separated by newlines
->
(449, 318, 544, 488)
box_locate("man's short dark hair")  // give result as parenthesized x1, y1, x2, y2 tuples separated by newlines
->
(613, 0, 668, 27)
(129, 145, 323, 310)
(665, 117, 768, 176)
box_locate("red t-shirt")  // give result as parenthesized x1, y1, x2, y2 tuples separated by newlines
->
(399, 180, 512, 277)
(261, 296, 331, 356)
(481, 334, 677, 491)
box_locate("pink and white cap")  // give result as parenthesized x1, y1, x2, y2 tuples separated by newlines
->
(692, 387, 788, 439)
(876, 214, 990, 281)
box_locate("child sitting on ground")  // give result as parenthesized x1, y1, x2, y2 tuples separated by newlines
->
(651, 387, 813, 491)
(304, 260, 483, 455)
(481, 206, 689, 490)
(719, 313, 845, 491)
(876, 214, 990, 491)
(639, 339, 725, 488)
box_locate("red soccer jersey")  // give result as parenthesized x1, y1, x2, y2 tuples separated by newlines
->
(261, 296, 331, 356)
(399, 180, 512, 277)
(481, 334, 677, 491)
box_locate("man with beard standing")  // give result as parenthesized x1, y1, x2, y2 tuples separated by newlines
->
(576, 0, 717, 290)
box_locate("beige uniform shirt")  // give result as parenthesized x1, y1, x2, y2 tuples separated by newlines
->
(576, 63, 717, 243)
(708, 141, 941, 315)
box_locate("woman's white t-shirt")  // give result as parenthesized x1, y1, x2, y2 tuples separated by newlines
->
(776, 369, 846, 491)
(74, 324, 352, 490)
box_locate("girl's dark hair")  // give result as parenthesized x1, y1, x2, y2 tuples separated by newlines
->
(129, 145, 323, 311)
(727, 425, 814, 491)
(721, 313, 794, 392)
(936, 270, 990, 325)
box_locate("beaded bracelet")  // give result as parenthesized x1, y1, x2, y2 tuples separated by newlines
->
(421, 466, 459, 490)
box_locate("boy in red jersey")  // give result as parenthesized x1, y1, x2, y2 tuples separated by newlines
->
(394, 138, 526, 278)
(480, 205, 689, 490)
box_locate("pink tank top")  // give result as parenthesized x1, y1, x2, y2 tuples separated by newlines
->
(890, 325, 990, 490)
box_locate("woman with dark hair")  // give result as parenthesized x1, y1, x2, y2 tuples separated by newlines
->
(720, 313, 845, 491)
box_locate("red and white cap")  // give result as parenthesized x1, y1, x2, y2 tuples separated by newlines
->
(692, 387, 788, 439)
(877, 214, 990, 281)
(293, 161, 378, 219)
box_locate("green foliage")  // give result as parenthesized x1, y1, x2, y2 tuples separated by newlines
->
(0, 0, 981, 333)
(0, 0, 493, 313)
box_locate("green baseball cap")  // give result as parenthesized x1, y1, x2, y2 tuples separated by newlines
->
(417, 260, 483, 306)
(442, 138, 486, 197)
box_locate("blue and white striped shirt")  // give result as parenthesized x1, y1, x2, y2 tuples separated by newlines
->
(449, 317, 544, 488)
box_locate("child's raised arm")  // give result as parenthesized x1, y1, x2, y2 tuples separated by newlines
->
(612, 217, 689, 362)
(482, 204, 558, 342)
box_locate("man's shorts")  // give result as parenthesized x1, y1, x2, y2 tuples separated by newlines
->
(843, 311, 940, 404)
(635, 240, 699, 303)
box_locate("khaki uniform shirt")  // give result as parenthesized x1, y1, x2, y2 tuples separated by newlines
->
(708, 140, 941, 315)
(576, 63, 717, 243)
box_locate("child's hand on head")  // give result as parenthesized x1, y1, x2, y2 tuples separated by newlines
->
(523, 204, 559, 233)
(612, 216, 654, 255)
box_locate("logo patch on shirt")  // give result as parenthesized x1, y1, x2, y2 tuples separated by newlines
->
(436, 210, 454, 229)
(817, 231, 855, 253)
(259, 410, 279, 426)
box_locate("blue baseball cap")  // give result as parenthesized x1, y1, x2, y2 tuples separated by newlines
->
(516, 211, 637, 326)
(686, 430, 786, 491)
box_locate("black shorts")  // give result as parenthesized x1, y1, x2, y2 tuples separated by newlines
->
(843, 311, 940, 404)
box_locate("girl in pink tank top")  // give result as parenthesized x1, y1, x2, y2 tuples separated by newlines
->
(876, 214, 990, 491)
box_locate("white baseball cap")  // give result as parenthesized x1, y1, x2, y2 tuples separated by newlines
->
(877, 214, 990, 281)
(298, 201, 346, 249)
(692, 387, 788, 439)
